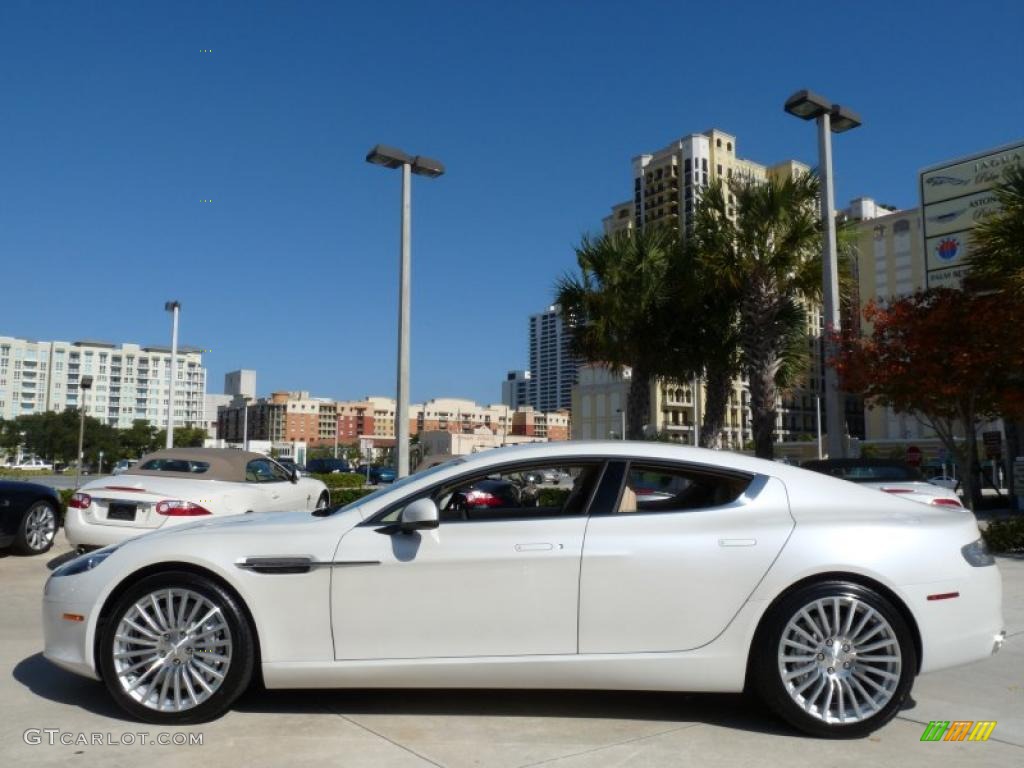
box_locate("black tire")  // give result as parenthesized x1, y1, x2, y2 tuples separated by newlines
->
(751, 580, 916, 738)
(98, 571, 255, 724)
(14, 500, 59, 555)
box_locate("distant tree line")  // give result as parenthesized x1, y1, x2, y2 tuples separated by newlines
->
(0, 411, 207, 467)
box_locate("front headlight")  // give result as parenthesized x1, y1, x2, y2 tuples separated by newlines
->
(52, 546, 120, 577)
(961, 538, 995, 567)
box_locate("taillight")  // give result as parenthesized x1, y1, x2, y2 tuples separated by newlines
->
(68, 492, 91, 509)
(156, 500, 212, 516)
(465, 490, 503, 507)
(931, 497, 963, 508)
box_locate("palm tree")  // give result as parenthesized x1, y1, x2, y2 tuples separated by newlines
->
(695, 174, 822, 459)
(965, 164, 1024, 297)
(556, 226, 678, 440)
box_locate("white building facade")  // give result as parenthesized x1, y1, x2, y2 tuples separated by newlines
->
(0, 336, 206, 430)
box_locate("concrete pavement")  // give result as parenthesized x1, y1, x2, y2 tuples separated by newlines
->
(1, 540, 1021, 767)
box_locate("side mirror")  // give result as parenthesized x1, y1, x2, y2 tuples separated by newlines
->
(290, 469, 300, 484)
(399, 497, 439, 532)
(375, 497, 439, 535)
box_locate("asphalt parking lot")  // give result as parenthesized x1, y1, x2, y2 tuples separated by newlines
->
(2, 540, 1021, 768)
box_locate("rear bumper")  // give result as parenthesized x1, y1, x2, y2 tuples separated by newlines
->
(906, 561, 1005, 674)
(64, 508, 162, 549)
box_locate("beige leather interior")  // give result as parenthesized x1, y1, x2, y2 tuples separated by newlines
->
(618, 486, 638, 513)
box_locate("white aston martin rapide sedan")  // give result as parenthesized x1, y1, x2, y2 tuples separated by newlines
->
(42, 441, 1005, 737)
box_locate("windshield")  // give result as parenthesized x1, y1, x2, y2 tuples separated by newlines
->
(319, 457, 465, 516)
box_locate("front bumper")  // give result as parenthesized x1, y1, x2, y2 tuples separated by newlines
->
(41, 570, 104, 681)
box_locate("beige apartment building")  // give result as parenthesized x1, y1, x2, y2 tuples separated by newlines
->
(595, 129, 858, 449)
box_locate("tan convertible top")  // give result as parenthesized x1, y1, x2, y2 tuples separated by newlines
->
(123, 448, 267, 482)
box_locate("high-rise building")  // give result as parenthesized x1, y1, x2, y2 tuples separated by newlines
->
(501, 369, 531, 408)
(0, 336, 206, 429)
(528, 305, 577, 413)
(602, 129, 809, 238)
(595, 128, 866, 448)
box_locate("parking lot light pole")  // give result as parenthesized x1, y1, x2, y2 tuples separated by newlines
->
(365, 145, 445, 478)
(75, 375, 94, 490)
(164, 301, 181, 449)
(783, 90, 861, 460)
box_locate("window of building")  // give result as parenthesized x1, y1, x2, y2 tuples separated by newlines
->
(727, 142, 732, 152)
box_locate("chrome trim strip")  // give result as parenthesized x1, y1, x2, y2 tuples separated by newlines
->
(235, 556, 380, 574)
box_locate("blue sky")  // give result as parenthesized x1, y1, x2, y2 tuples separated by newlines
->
(2, 0, 1022, 405)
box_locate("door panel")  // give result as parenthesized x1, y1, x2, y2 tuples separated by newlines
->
(578, 474, 793, 653)
(331, 516, 588, 660)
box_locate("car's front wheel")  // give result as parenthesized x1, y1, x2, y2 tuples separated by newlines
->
(15, 501, 58, 555)
(98, 571, 255, 724)
(752, 580, 916, 738)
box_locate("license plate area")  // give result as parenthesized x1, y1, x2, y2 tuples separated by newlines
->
(106, 502, 137, 522)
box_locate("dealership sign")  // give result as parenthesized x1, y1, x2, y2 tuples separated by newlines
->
(920, 141, 1023, 289)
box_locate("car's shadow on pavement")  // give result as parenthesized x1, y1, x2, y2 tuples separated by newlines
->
(234, 687, 798, 737)
(13, 653, 124, 719)
(14, 653, 818, 737)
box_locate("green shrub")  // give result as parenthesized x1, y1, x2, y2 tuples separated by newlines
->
(313, 472, 366, 489)
(981, 517, 1024, 554)
(328, 487, 375, 507)
(58, 488, 75, 515)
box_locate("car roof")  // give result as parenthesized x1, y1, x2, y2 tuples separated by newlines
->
(123, 447, 269, 482)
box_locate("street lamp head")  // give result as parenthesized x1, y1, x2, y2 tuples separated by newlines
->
(411, 155, 445, 178)
(829, 104, 862, 133)
(80, 375, 94, 390)
(165, 300, 181, 312)
(783, 89, 832, 120)
(366, 144, 414, 169)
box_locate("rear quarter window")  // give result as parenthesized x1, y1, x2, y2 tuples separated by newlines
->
(139, 459, 210, 474)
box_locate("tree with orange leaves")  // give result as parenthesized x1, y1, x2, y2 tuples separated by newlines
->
(832, 288, 1024, 509)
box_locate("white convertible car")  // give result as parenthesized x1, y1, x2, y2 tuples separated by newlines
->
(43, 442, 1004, 737)
(64, 448, 329, 550)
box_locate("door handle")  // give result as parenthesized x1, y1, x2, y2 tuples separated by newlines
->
(515, 543, 557, 552)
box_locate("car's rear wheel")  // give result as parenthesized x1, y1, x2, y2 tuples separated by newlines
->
(15, 501, 58, 555)
(752, 580, 916, 738)
(99, 571, 254, 724)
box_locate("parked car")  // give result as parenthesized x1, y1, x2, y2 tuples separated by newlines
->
(111, 459, 138, 476)
(274, 458, 304, 476)
(801, 458, 963, 508)
(928, 475, 959, 491)
(0, 480, 62, 554)
(10, 457, 53, 472)
(64, 447, 329, 551)
(306, 457, 351, 474)
(368, 465, 397, 484)
(43, 441, 1003, 736)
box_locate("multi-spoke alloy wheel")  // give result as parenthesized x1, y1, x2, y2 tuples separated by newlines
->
(753, 581, 915, 738)
(17, 502, 57, 554)
(778, 596, 901, 724)
(112, 588, 232, 713)
(100, 573, 254, 724)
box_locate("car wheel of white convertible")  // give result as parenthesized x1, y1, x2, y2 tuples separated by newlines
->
(99, 571, 255, 724)
(752, 580, 916, 738)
